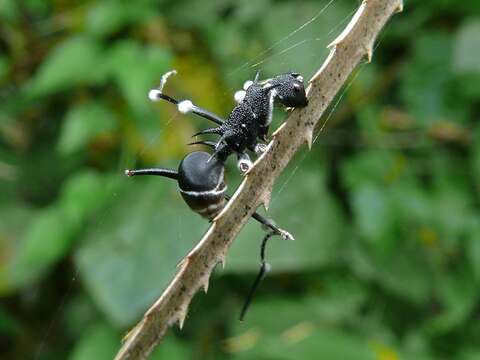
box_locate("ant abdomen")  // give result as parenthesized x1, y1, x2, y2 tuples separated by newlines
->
(178, 151, 227, 219)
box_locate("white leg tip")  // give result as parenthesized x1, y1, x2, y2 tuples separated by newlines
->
(178, 100, 194, 114)
(279, 229, 295, 241)
(234, 90, 246, 103)
(148, 89, 161, 101)
(243, 80, 254, 90)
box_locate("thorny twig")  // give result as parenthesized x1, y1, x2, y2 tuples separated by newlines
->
(114, 1, 403, 358)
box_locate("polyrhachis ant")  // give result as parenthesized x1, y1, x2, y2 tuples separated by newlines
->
(125, 69, 308, 321)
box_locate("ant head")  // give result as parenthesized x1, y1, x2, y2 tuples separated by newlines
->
(270, 72, 308, 108)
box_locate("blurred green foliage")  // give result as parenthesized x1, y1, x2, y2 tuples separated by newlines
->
(1, 0, 480, 359)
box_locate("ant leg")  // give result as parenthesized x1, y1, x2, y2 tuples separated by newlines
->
(149, 91, 225, 126)
(247, 140, 267, 155)
(189, 139, 231, 163)
(124, 168, 178, 180)
(224, 195, 294, 241)
(258, 125, 270, 142)
(212, 140, 232, 163)
(239, 231, 274, 321)
(192, 127, 224, 137)
(237, 152, 253, 174)
(250, 212, 294, 241)
(148, 70, 225, 126)
(253, 142, 268, 155)
(188, 140, 217, 148)
(254, 70, 261, 83)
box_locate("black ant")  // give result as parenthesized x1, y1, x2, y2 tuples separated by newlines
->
(127, 69, 307, 320)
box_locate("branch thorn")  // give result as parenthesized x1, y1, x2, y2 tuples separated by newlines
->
(260, 183, 273, 211)
(305, 128, 314, 149)
(396, 0, 404, 12)
(177, 308, 187, 330)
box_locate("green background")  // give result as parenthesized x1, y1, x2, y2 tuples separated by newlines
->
(1, 0, 480, 359)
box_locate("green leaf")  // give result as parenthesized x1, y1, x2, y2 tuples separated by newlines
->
(75, 178, 206, 326)
(0, 0, 20, 22)
(149, 335, 191, 360)
(106, 40, 172, 136)
(69, 322, 119, 360)
(69, 320, 190, 360)
(342, 152, 434, 304)
(86, 0, 155, 38)
(430, 180, 471, 251)
(453, 20, 480, 74)
(451, 19, 480, 99)
(350, 240, 432, 305)
(400, 32, 469, 124)
(0, 56, 9, 81)
(29, 36, 105, 96)
(10, 206, 76, 287)
(472, 125, 480, 185)
(460, 348, 480, 360)
(0, 205, 33, 294)
(168, 0, 223, 28)
(8, 172, 121, 288)
(351, 184, 392, 249)
(58, 171, 122, 228)
(426, 263, 478, 335)
(304, 276, 368, 324)
(63, 294, 99, 338)
(57, 101, 117, 155)
(229, 295, 376, 360)
(466, 216, 480, 281)
(226, 166, 347, 272)
(341, 150, 399, 189)
(258, 1, 352, 77)
(107, 40, 171, 113)
(0, 305, 20, 336)
(262, 329, 377, 360)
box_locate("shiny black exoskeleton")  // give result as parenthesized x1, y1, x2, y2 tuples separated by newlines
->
(177, 151, 227, 219)
(149, 70, 308, 173)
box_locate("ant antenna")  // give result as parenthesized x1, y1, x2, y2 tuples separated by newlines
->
(124, 168, 178, 180)
(254, 70, 261, 83)
(239, 230, 275, 321)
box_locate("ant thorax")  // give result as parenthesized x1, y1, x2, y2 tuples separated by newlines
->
(242, 82, 276, 128)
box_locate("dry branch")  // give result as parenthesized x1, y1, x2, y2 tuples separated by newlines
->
(114, 1, 403, 358)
